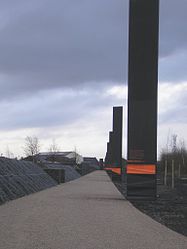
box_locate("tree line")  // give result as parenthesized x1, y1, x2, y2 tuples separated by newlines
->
(159, 133, 187, 176)
(1, 136, 60, 160)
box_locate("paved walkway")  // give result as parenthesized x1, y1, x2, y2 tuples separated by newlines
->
(0, 171, 187, 249)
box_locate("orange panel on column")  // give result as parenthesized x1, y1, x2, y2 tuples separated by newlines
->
(127, 164, 156, 174)
(105, 167, 121, 175)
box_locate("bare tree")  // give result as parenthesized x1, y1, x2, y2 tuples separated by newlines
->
(74, 146, 83, 166)
(160, 132, 187, 176)
(5, 146, 14, 159)
(48, 139, 60, 153)
(24, 136, 40, 160)
(179, 139, 186, 171)
(47, 139, 60, 162)
(166, 129, 171, 154)
(171, 134, 177, 153)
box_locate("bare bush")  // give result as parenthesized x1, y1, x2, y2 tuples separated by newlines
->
(24, 136, 41, 160)
(48, 139, 60, 153)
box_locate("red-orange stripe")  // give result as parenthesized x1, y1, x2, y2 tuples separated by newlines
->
(127, 164, 156, 174)
(105, 167, 121, 175)
(111, 168, 121, 175)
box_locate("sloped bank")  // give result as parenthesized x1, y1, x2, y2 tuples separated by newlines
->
(0, 157, 57, 205)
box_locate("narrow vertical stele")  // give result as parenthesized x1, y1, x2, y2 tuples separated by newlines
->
(105, 107, 123, 176)
(105, 134, 113, 168)
(105, 142, 110, 166)
(113, 106, 123, 173)
(109, 131, 115, 166)
(127, 0, 159, 199)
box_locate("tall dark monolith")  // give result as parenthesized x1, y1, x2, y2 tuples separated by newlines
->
(99, 159, 104, 169)
(105, 140, 112, 167)
(127, 0, 159, 199)
(109, 131, 115, 166)
(113, 107, 123, 172)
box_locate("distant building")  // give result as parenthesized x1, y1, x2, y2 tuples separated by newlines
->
(24, 151, 83, 165)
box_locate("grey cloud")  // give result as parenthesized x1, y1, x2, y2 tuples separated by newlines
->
(0, 0, 186, 100)
(159, 49, 187, 82)
(159, 89, 187, 125)
(0, 86, 125, 131)
(0, 0, 187, 158)
(159, 106, 187, 125)
(159, 0, 187, 57)
(0, 0, 127, 99)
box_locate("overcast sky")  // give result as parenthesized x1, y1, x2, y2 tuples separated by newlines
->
(0, 0, 186, 159)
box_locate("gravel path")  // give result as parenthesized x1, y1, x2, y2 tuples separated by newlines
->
(0, 171, 187, 249)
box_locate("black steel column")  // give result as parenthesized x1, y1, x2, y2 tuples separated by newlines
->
(99, 159, 104, 169)
(105, 142, 110, 167)
(127, 0, 159, 199)
(113, 106, 123, 172)
(109, 131, 115, 166)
